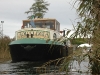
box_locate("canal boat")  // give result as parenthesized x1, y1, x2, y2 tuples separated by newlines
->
(9, 18, 68, 62)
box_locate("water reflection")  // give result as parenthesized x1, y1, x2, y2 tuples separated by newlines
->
(0, 60, 91, 75)
(0, 61, 46, 75)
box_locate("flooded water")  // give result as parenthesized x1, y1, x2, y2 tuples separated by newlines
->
(0, 59, 92, 75)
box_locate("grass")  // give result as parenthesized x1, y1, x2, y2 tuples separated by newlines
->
(0, 36, 12, 62)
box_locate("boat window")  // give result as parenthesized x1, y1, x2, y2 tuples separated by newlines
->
(42, 24, 46, 28)
(35, 21, 43, 28)
(44, 21, 54, 29)
(55, 21, 60, 31)
(23, 21, 36, 28)
(23, 22, 31, 28)
(46, 25, 50, 28)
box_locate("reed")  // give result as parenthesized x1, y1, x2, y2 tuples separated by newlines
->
(35, 47, 90, 75)
(0, 36, 12, 62)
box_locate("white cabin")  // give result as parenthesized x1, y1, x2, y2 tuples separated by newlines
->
(15, 18, 62, 40)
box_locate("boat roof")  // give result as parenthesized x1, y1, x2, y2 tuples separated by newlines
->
(23, 18, 60, 23)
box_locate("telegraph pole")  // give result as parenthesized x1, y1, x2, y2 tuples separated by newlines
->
(0, 21, 4, 38)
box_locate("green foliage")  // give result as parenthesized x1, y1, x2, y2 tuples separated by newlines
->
(71, 0, 100, 74)
(25, 0, 49, 19)
(70, 38, 87, 45)
(71, 0, 100, 38)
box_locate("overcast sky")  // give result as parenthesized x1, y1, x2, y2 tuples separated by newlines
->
(0, 0, 78, 38)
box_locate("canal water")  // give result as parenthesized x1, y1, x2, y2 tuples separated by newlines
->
(0, 58, 91, 75)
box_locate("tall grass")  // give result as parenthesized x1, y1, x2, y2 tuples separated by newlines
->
(0, 36, 12, 61)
